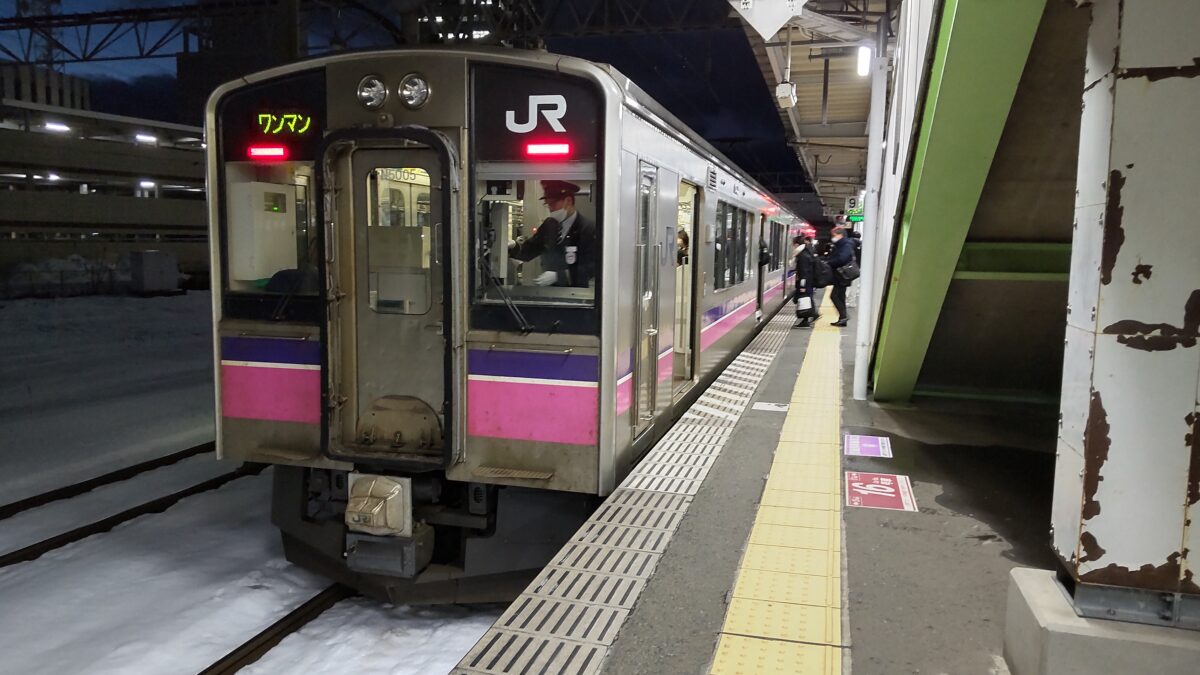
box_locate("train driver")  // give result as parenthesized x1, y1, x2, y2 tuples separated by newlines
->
(508, 180, 596, 288)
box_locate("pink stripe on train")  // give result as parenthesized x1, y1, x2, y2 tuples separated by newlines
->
(220, 364, 321, 425)
(699, 280, 785, 351)
(467, 378, 599, 446)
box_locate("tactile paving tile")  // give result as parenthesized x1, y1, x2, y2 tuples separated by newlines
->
(526, 566, 647, 609)
(495, 594, 630, 645)
(760, 487, 841, 511)
(755, 505, 843, 529)
(771, 441, 842, 466)
(549, 542, 661, 579)
(763, 463, 841, 483)
(721, 597, 842, 645)
(748, 522, 841, 551)
(709, 634, 842, 675)
(731, 567, 841, 608)
(455, 629, 605, 675)
(764, 473, 841, 495)
(570, 521, 672, 553)
(739, 543, 836, 577)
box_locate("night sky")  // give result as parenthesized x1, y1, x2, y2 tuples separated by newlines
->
(18, 0, 808, 200)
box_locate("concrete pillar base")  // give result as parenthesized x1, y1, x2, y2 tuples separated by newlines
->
(1004, 567, 1200, 675)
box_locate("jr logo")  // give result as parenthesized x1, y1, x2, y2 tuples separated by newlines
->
(505, 95, 567, 133)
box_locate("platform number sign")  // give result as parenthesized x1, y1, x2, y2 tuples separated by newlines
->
(845, 195, 864, 223)
(845, 471, 917, 511)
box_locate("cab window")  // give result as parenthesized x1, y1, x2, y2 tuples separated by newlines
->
(473, 173, 598, 308)
(222, 161, 316, 295)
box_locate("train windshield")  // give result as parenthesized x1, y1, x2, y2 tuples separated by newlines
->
(222, 161, 317, 296)
(474, 173, 598, 308)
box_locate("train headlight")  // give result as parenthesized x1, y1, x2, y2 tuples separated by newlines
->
(357, 75, 388, 110)
(398, 73, 430, 109)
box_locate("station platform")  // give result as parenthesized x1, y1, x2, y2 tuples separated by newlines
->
(456, 294, 1058, 675)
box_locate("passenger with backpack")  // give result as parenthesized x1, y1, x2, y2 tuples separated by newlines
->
(792, 236, 820, 328)
(825, 226, 860, 327)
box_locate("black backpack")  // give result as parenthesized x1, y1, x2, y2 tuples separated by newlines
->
(814, 258, 834, 288)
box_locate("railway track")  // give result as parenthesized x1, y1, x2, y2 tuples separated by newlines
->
(199, 584, 357, 675)
(0, 443, 263, 569)
(0, 441, 216, 521)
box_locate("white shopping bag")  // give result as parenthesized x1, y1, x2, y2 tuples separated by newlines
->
(796, 296, 813, 311)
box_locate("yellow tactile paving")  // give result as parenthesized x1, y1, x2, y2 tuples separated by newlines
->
(771, 441, 840, 464)
(731, 568, 841, 608)
(760, 470, 839, 494)
(761, 486, 840, 510)
(748, 522, 841, 552)
(710, 635, 842, 675)
(710, 294, 847, 674)
(764, 463, 840, 483)
(758, 489, 841, 512)
(739, 543, 837, 577)
(722, 597, 842, 645)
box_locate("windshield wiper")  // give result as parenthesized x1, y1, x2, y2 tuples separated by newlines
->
(479, 249, 534, 334)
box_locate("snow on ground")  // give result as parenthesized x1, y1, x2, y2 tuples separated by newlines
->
(0, 473, 329, 675)
(243, 598, 504, 675)
(0, 469, 502, 674)
(0, 292, 502, 674)
(0, 292, 214, 503)
(0, 453, 234, 556)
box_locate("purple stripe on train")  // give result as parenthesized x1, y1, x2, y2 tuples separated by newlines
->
(467, 349, 598, 382)
(221, 336, 321, 365)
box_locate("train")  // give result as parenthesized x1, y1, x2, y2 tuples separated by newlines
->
(206, 47, 803, 603)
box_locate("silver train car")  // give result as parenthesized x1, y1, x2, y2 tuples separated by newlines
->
(206, 48, 801, 603)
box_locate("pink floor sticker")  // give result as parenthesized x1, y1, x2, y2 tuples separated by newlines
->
(844, 434, 893, 458)
(845, 471, 917, 511)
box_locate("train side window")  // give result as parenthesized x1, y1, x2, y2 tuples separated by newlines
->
(730, 208, 747, 285)
(713, 201, 727, 290)
(365, 167, 431, 315)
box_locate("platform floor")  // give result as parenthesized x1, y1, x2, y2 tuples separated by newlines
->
(457, 295, 1059, 674)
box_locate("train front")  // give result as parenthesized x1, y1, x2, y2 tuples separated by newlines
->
(205, 50, 612, 603)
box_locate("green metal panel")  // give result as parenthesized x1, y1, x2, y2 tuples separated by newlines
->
(871, 0, 1047, 402)
(952, 242, 1070, 282)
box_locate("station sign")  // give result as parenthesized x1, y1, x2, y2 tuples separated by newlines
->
(845, 194, 864, 223)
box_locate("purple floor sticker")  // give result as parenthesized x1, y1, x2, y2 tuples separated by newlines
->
(844, 434, 893, 458)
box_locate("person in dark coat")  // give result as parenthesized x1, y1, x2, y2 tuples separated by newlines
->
(509, 180, 596, 288)
(826, 226, 855, 327)
(792, 235, 818, 328)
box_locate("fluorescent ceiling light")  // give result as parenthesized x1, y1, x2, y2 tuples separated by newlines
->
(139, 180, 156, 188)
(48, 173, 60, 181)
(45, 122, 71, 132)
(857, 46, 871, 77)
(135, 133, 158, 143)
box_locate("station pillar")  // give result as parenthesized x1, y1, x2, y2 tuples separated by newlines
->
(1051, 0, 1200, 628)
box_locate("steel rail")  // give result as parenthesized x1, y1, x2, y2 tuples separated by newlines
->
(198, 584, 357, 675)
(0, 463, 263, 569)
(0, 441, 216, 522)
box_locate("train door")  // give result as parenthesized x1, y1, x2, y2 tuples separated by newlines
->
(755, 213, 767, 318)
(673, 182, 698, 395)
(632, 162, 660, 435)
(328, 145, 449, 462)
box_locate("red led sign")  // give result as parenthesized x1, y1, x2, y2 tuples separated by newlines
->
(525, 142, 572, 157)
(247, 144, 289, 160)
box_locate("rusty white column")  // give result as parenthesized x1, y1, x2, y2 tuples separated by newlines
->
(1053, 0, 1200, 627)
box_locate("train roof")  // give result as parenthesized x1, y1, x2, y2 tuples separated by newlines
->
(208, 46, 798, 222)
